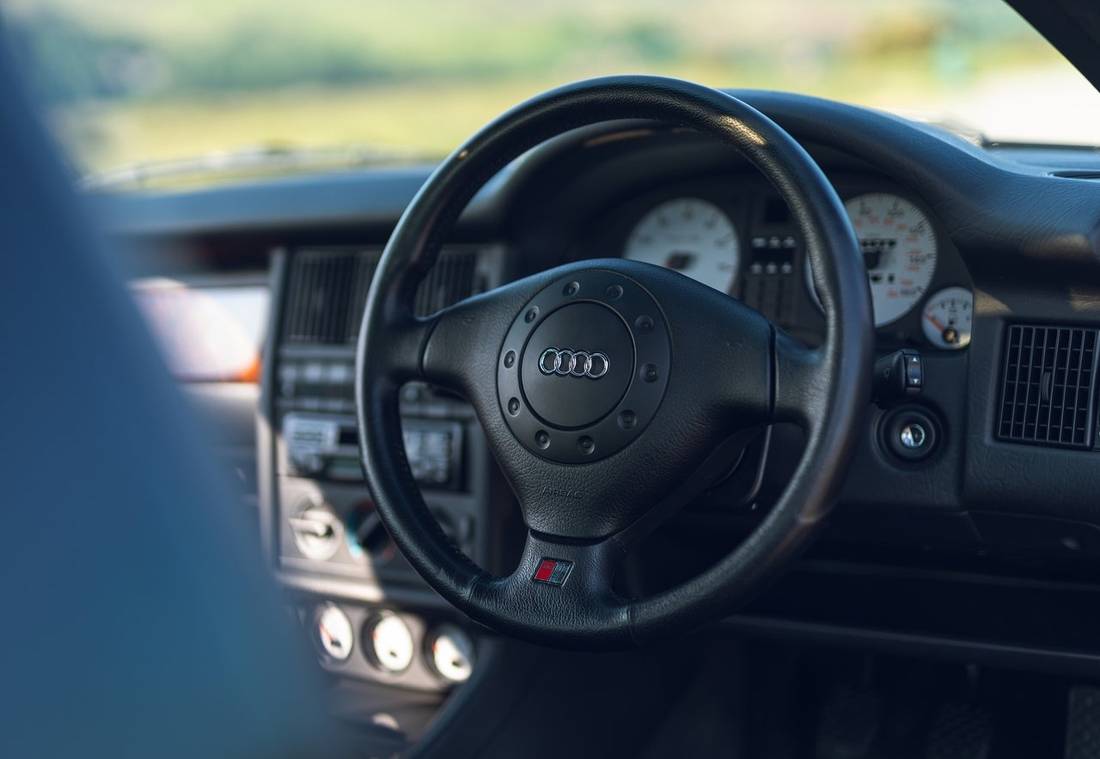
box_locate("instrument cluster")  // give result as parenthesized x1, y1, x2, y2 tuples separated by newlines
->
(611, 180, 972, 350)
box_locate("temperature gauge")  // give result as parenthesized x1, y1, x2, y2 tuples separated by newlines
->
(428, 625, 475, 684)
(365, 613, 415, 673)
(922, 287, 972, 349)
(314, 604, 354, 663)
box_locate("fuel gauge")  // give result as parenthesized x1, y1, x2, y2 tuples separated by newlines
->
(922, 287, 972, 349)
(314, 603, 354, 663)
(365, 613, 415, 673)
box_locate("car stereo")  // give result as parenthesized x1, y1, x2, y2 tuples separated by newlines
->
(281, 400, 464, 489)
(261, 244, 506, 585)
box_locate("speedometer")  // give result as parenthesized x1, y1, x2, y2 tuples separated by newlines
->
(847, 193, 937, 326)
(624, 198, 739, 293)
(806, 193, 938, 326)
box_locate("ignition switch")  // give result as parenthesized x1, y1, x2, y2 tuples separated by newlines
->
(881, 406, 939, 462)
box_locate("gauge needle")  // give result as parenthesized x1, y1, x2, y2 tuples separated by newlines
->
(926, 314, 946, 331)
(319, 624, 340, 647)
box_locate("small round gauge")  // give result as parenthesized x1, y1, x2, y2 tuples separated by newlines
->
(365, 613, 415, 673)
(806, 193, 938, 326)
(624, 197, 740, 293)
(428, 625, 475, 684)
(922, 286, 973, 349)
(314, 604, 354, 662)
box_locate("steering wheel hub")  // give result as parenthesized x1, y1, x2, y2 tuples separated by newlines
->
(498, 269, 671, 464)
(520, 302, 632, 428)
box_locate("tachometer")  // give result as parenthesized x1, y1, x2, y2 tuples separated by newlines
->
(624, 198, 739, 293)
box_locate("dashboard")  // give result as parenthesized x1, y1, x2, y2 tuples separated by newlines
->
(99, 90, 1100, 697)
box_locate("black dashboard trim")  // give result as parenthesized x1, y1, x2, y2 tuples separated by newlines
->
(92, 167, 507, 237)
(722, 614, 1100, 679)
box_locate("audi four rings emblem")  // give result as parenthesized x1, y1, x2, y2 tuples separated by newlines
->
(538, 348, 610, 379)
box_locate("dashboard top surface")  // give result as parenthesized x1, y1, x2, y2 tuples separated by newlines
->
(91, 90, 1100, 243)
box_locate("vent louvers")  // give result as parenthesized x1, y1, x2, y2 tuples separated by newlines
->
(997, 324, 1099, 449)
(282, 248, 481, 345)
(414, 248, 478, 316)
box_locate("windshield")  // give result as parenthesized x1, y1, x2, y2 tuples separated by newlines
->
(5, 0, 1099, 186)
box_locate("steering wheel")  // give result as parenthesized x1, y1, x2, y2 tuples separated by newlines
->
(357, 76, 872, 648)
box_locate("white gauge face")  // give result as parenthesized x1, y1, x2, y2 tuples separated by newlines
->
(807, 193, 938, 326)
(922, 286, 973, 349)
(847, 193, 938, 326)
(367, 614, 415, 673)
(624, 198, 740, 293)
(429, 625, 475, 684)
(315, 604, 354, 662)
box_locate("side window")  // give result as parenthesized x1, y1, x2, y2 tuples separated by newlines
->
(131, 276, 268, 383)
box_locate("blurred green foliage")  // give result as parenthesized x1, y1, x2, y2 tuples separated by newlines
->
(0, 0, 1068, 175)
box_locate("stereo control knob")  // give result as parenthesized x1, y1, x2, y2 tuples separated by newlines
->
(288, 502, 342, 561)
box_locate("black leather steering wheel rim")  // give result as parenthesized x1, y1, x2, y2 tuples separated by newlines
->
(357, 75, 872, 648)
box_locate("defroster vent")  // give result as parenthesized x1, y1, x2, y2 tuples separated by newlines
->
(997, 324, 1099, 449)
(282, 247, 483, 345)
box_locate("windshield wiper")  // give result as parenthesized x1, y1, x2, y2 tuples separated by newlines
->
(82, 144, 431, 191)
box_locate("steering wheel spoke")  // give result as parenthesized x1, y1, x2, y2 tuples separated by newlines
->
(416, 276, 548, 402)
(670, 285, 777, 431)
(468, 528, 631, 647)
(772, 330, 828, 427)
(371, 313, 437, 382)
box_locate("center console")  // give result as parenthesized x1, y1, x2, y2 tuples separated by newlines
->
(258, 243, 507, 695)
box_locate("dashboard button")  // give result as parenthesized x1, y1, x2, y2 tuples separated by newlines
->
(873, 349, 924, 403)
(905, 354, 923, 389)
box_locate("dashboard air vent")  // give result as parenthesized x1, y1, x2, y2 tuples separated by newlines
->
(282, 247, 482, 345)
(997, 324, 1099, 449)
(414, 248, 479, 316)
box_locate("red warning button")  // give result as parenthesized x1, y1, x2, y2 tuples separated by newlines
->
(532, 558, 573, 586)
